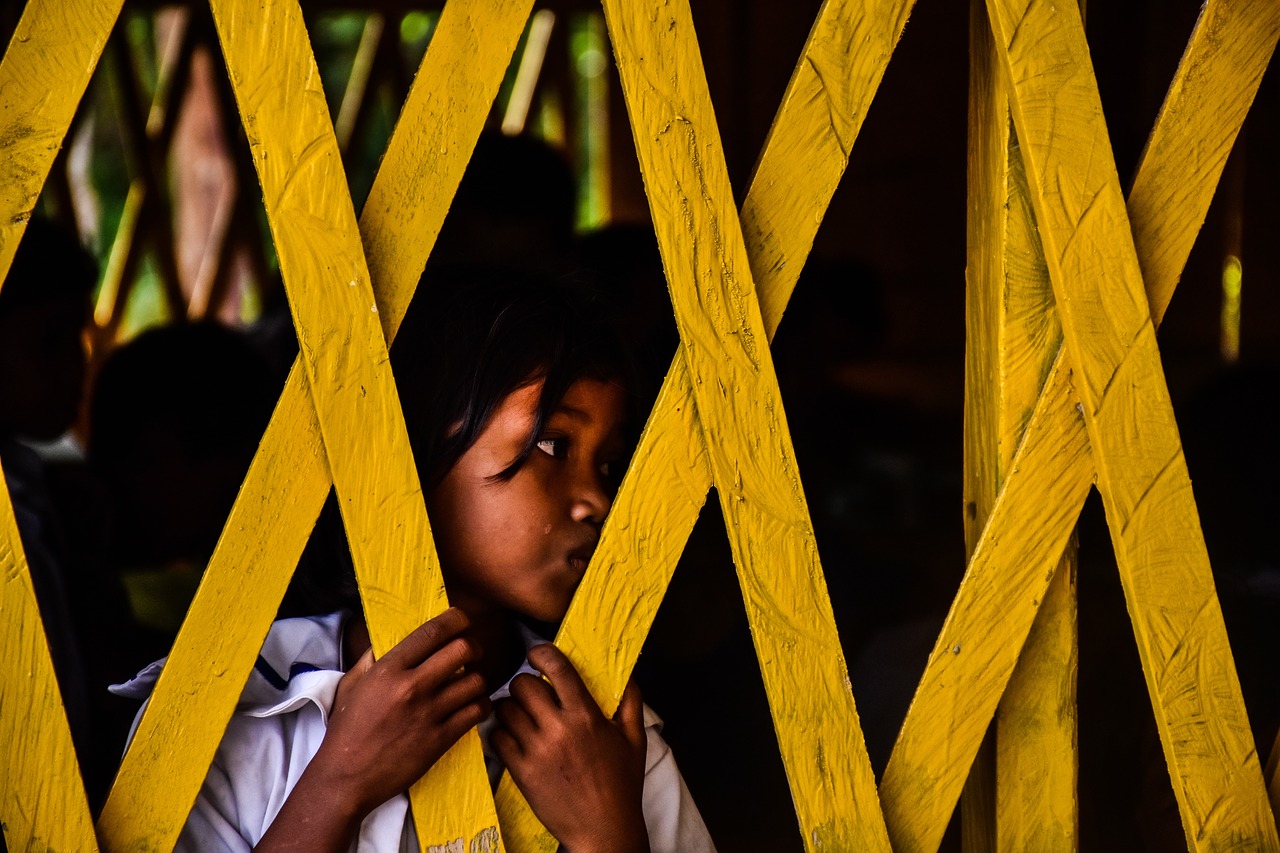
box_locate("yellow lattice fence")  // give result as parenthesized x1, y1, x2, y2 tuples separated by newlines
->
(2, 0, 1279, 850)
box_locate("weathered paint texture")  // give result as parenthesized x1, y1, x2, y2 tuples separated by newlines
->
(3, 0, 1279, 848)
(987, 0, 1277, 846)
(497, 0, 916, 847)
(597, 0, 899, 849)
(0, 0, 125, 282)
(964, 1, 1078, 849)
(0, 0, 123, 848)
(880, 1, 1279, 850)
(98, 1, 535, 848)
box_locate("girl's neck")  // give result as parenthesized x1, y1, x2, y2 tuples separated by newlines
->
(466, 608, 526, 692)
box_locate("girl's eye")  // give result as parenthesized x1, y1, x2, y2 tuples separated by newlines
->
(536, 437, 568, 458)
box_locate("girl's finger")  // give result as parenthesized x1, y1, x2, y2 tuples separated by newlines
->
(526, 643, 593, 711)
(490, 725, 523, 764)
(432, 669, 489, 716)
(494, 695, 539, 742)
(413, 636, 479, 687)
(614, 677, 646, 753)
(435, 695, 492, 744)
(507, 672, 559, 723)
(382, 607, 470, 668)
(332, 646, 375, 713)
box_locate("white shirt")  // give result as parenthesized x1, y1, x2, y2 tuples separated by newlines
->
(114, 612, 716, 852)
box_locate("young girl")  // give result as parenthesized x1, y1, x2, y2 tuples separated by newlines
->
(114, 271, 715, 852)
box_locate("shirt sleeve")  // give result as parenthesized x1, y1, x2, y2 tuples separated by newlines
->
(641, 720, 718, 853)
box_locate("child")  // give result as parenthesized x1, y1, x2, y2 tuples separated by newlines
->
(114, 271, 715, 852)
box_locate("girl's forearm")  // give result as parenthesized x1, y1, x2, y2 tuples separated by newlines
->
(251, 759, 369, 853)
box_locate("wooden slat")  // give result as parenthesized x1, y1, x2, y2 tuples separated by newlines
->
(0, 0, 124, 281)
(96, 2, 534, 848)
(998, 543, 1078, 848)
(0, 466, 99, 852)
(603, 0, 890, 848)
(1128, 0, 1280, 328)
(882, 355, 1093, 853)
(880, 1, 1280, 849)
(965, 1, 1078, 848)
(494, 0, 916, 847)
(213, 0, 501, 845)
(0, 0, 122, 847)
(987, 0, 1276, 845)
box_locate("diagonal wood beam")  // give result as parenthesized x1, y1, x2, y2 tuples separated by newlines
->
(0, 0, 125, 848)
(96, 2, 534, 848)
(989, 0, 1276, 843)
(880, 1, 1280, 849)
(495, 0, 915, 847)
(599, 0, 891, 846)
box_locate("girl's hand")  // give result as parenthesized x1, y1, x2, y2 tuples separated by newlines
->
(492, 644, 649, 853)
(254, 608, 490, 852)
(318, 607, 492, 811)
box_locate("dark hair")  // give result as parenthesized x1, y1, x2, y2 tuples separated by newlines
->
(392, 267, 633, 485)
(89, 322, 276, 469)
(0, 217, 97, 313)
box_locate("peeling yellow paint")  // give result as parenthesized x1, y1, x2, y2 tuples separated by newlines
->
(97, 1, 534, 849)
(881, 1, 1279, 849)
(0, 0, 124, 848)
(497, 0, 914, 846)
(1, 0, 1277, 848)
(964, 1, 1078, 849)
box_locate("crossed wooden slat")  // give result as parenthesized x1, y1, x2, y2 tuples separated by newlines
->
(0, 1, 127, 847)
(881, 1, 1280, 850)
(2, 0, 1279, 850)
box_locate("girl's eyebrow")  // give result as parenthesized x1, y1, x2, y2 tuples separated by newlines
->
(550, 403, 592, 422)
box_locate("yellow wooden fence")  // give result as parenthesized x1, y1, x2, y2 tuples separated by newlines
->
(2, 0, 1279, 850)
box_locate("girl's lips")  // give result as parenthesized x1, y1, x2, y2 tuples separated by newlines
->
(567, 542, 597, 575)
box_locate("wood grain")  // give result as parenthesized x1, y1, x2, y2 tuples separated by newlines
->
(97, 2, 533, 848)
(880, 2, 1279, 849)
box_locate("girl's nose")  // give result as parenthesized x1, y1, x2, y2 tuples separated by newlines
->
(570, 468, 613, 526)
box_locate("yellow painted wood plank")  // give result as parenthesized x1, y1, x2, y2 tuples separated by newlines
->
(880, 2, 1278, 848)
(602, 0, 889, 848)
(556, 0, 915, 719)
(1128, 0, 1280, 328)
(986, 0, 1276, 846)
(96, 2, 533, 848)
(965, 2, 1077, 848)
(495, 1, 915, 847)
(997, 547, 1078, 848)
(741, 0, 914, 333)
(0, 0, 124, 281)
(209, 1, 499, 846)
(0, 463, 98, 852)
(1266, 727, 1280, 817)
(882, 354, 1093, 853)
(0, 1, 121, 846)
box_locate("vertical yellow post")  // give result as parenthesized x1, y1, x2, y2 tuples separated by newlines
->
(964, 1, 1077, 849)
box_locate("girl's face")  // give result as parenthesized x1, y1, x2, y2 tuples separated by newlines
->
(426, 377, 628, 625)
